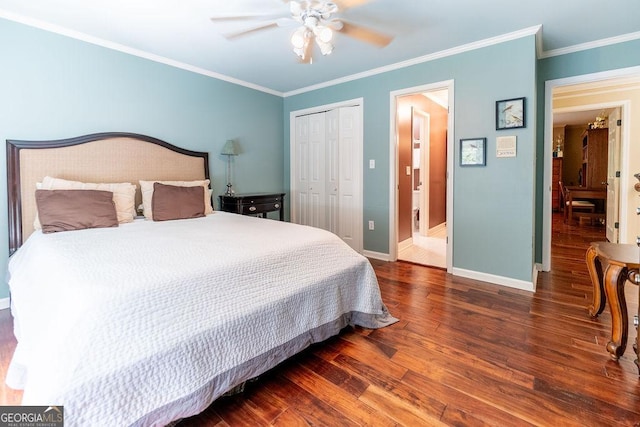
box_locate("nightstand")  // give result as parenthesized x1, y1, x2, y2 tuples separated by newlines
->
(219, 193, 285, 221)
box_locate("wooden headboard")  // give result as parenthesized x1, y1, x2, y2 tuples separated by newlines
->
(6, 132, 210, 255)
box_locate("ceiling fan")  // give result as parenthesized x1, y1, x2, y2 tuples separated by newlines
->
(210, 0, 394, 64)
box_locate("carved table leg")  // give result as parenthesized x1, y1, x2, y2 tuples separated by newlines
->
(630, 270, 640, 375)
(604, 261, 629, 360)
(586, 245, 605, 317)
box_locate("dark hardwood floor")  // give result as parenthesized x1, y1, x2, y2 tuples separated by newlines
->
(1, 213, 638, 426)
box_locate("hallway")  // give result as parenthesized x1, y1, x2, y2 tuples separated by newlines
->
(397, 226, 446, 268)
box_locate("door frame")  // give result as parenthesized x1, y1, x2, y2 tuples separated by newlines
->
(606, 108, 622, 243)
(289, 97, 364, 252)
(389, 80, 454, 273)
(542, 67, 640, 271)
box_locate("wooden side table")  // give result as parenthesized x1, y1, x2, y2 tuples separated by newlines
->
(219, 193, 285, 221)
(586, 242, 640, 372)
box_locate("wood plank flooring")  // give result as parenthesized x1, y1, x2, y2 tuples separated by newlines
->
(1, 213, 639, 425)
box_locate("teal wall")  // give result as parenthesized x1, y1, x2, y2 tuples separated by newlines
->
(285, 36, 538, 282)
(0, 18, 284, 298)
(6, 15, 636, 297)
(534, 38, 640, 262)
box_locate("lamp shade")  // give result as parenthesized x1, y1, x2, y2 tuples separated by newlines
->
(221, 139, 238, 156)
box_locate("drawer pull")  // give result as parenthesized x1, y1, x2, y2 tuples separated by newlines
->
(274, 203, 280, 209)
(249, 206, 257, 212)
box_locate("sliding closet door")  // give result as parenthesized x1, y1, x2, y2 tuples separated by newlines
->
(294, 115, 310, 226)
(337, 106, 362, 252)
(291, 104, 362, 253)
(326, 109, 339, 234)
(307, 112, 326, 229)
(293, 112, 326, 228)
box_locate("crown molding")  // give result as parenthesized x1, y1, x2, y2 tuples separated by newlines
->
(540, 30, 640, 59)
(283, 25, 542, 97)
(4, 8, 639, 99)
(0, 10, 284, 97)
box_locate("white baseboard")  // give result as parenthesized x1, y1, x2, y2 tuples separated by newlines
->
(452, 267, 536, 292)
(362, 250, 391, 261)
(361, 251, 537, 292)
(427, 222, 446, 237)
(535, 262, 547, 273)
(398, 238, 412, 252)
(0, 297, 10, 310)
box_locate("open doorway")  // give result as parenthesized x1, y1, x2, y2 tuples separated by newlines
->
(553, 105, 621, 239)
(394, 88, 449, 268)
(542, 68, 640, 271)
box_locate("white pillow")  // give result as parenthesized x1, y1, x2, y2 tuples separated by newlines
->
(139, 179, 213, 220)
(34, 176, 136, 229)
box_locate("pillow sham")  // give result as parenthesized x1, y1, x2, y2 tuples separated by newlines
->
(151, 183, 205, 221)
(139, 179, 212, 220)
(34, 176, 136, 228)
(35, 189, 119, 233)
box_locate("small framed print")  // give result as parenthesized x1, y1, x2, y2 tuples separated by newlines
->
(460, 138, 486, 166)
(496, 97, 525, 130)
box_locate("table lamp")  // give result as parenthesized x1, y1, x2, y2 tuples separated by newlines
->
(221, 139, 239, 195)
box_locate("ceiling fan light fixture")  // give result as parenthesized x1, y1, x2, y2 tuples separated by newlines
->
(314, 25, 333, 43)
(321, 2, 339, 18)
(293, 34, 312, 61)
(317, 39, 334, 56)
(291, 27, 308, 49)
(293, 46, 305, 59)
(213, 0, 392, 64)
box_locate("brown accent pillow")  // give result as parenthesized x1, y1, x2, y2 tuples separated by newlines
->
(151, 182, 205, 221)
(35, 189, 119, 233)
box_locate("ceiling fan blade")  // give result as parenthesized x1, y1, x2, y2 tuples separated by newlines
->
(337, 20, 393, 47)
(224, 22, 279, 40)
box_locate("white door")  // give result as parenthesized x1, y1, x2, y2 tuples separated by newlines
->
(606, 108, 621, 243)
(291, 103, 363, 253)
(326, 109, 339, 235)
(308, 112, 326, 229)
(294, 116, 310, 225)
(337, 106, 362, 252)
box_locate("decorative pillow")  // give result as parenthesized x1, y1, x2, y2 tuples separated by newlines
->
(34, 176, 136, 229)
(35, 189, 119, 233)
(139, 179, 212, 220)
(151, 183, 205, 221)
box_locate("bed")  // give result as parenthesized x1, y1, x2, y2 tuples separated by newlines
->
(4, 132, 397, 426)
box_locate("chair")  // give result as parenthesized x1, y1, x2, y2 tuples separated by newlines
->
(559, 181, 595, 223)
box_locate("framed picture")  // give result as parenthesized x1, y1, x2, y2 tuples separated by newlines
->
(496, 97, 525, 130)
(460, 138, 486, 166)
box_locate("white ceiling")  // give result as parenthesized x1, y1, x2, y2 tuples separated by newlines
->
(1, 0, 639, 95)
(552, 75, 640, 127)
(553, 109, 612, 128)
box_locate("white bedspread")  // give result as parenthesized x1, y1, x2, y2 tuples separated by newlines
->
(6, 212, 396, 426)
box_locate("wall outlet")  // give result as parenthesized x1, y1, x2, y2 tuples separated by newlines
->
(368, 220, 375, 230)
(369, 159, 375, 169)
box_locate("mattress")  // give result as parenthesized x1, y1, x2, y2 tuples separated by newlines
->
(6, 212, 396, 426)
